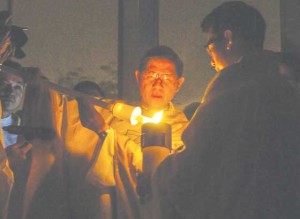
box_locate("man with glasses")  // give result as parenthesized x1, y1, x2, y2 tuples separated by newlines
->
(152, 1, 300, 219)
(115, 46, 187, 219)
(74, 45, 188, 219)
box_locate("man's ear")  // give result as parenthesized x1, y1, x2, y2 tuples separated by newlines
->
(176, 76, 185, 92)
(224, 30, 233, 50)
(135, 70, 140, 84)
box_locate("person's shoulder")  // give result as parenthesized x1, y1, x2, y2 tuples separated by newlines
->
(183, 102, 200, 120)
(242, 49, 279, 61)
(241, 50, 280, 72)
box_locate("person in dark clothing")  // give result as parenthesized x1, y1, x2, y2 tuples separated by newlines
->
(183, 102, 200, 120)
(152, 1, 300, 219)
(0, 11, 28, 219)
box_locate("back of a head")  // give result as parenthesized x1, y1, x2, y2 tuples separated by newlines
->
(201, 1, 266, 48)
(73, 80, 105, 97)
(139, 45, 183, 77)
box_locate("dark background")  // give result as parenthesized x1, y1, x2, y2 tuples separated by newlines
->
(1, 0, 299, 106)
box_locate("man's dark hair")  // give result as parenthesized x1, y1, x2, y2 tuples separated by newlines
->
(139, 45, 183, 77)
(201, 1, 266, 48)
(73, 80, 105, 97)
(2, 59, 24, 79)
(3, 59, 22, 70)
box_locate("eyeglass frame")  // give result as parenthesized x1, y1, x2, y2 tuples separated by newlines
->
(142, 71, 177, 84)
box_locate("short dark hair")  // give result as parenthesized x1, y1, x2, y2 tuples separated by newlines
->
(73, 80, 105, 97)
(3, 59, 22, 70)
(2, 59, 24, 79)
(201, 1, 266, 48)
(138, 45, 183, 77)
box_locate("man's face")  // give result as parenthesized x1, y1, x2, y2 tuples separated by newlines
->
(204, 30, 232, 72)
(136, 58, 184, 111)
(0, 73, 24, 114)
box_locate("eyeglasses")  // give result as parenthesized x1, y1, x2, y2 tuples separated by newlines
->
(142, 72, 177, 84)
(203, 35, 223, 51)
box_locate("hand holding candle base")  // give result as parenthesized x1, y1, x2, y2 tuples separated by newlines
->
(77, 97, 109, 134)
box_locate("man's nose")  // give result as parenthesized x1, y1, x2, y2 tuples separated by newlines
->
(152, 77, 163, 86)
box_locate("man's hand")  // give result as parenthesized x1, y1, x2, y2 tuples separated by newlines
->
(77, 97, 109, 134)
(136, 172, 152, 204)
(5, 139, 32, 168)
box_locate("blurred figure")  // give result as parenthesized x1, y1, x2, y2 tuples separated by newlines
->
(76, 45, 188, 219)
(0, 11, 14, 64)
(74, 80, 105, 98)
(1, 61, 25, 146)
(0, 10, 27, 219)
(0, 60, 32, 173)
(153, 2, 300, 219)
(0, 11, 27, 63)
(0, 61, 33, 219)
(11, 66, 69, 219)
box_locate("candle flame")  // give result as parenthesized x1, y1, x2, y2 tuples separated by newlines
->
(131, 110, 163, 125)
(130, 107, 142, 125)
(150, 110, 163, 123)
(111, 102, 164, 125)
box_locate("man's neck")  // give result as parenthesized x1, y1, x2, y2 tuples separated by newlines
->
(234, 45, 261, 61)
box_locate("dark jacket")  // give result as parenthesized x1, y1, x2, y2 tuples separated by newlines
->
(154, 51, 300, 219)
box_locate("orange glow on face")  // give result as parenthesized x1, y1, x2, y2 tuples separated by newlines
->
(139, 58, 182, 111)
(205, 30, 232, 72)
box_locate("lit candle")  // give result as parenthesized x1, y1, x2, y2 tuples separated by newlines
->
(141, 123, 171, 174)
